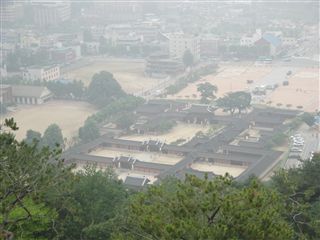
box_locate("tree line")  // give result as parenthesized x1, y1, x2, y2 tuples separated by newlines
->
(1, 118, 319, 240)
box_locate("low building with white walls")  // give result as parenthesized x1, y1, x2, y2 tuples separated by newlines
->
(240, 29, 262, 47)
(22, 65, 60, 81)
(12, 85, 53, 105)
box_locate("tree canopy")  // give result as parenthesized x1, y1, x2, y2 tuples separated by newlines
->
(25, 129, 42, 145)
(114, 175, 294, 239)
(87, 71, 125, 108)
(79, 119, 100, 143)
(197, 82, 218, 103)
(183, 50, 194, 68)
(0, 118, 72, 239)
(52, 167, 127, 240)
(2, 119, 320, 240)
(216, 91, 252, 114)
(41, 124, 64, 149)
(272, 153, 320, 239)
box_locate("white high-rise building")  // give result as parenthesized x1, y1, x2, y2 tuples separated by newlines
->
(168, 33, 200, 62)
(33, 1, 71, 27)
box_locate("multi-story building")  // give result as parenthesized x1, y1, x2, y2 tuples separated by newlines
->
(145, 54, 183, 77)
(93, 2, 142, 23)
(22, 65, 60, 81)
(240, 29, 262, 47)
(33, 2, 71, 27)
(0, 2, 23, 24)
(168, 33, 200, 62)
(200, 35, 220, 58)
(50, 46, 81, 63)
(254, 33, 282, 57)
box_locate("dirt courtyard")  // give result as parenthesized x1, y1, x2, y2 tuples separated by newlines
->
(120, 123, 211, 144)
(90, 147, 183, 165)
(167, 65, 272, 99)
(265, 68, 319, 112)
(191, 162, 247, 177)
(65, 59, 161, 94)
(2, 100, 96, 141)
(167, 64, 319, 112)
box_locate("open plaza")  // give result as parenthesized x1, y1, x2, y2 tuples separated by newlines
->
(65, 58, 163, 94)
(167, 62, 319, 112)
(1, 100, 96, 141)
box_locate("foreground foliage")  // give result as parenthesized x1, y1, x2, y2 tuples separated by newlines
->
(0, 119, 72, 239)
(1, 119, 319, 239)
(114, 176, 293, 240)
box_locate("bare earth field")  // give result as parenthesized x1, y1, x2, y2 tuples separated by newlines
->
(265, 68, 319, 112)
(90, 147, 183, 165)
(65, 59, 160, 94)
(120, 123, 210, 144)
(2, 101, 96, 141)
(167, 64, 319, 112)
(167, 65, 272, 99)
(191, 162, 247, 177)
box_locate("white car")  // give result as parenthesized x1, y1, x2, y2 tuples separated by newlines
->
(293, 138, 304, 141)
(293, 136, 304, 140)
(291, 147, 303, 152)
(293, 143, 304, 147)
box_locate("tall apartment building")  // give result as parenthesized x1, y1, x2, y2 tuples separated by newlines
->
(33, 2, 71, 27)
(93, 2, 142, 23)
(168, 33, 200, 62)
(0, 2, 23, 24)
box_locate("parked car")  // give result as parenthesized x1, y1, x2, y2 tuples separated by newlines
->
(293, 143, 304, 147)
(291, 147, 303, 152)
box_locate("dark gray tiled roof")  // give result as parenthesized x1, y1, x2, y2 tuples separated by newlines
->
(124, 176, 149, 187)
(12, 85, 52, 98)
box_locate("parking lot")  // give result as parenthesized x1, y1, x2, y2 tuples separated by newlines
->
(285, 128, 319, 169)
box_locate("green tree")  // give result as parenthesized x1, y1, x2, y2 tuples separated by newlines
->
(183, 50, 194, 68)
(87, 71, 125, 108)
(54, 166, 127, 240)
(45, 80, 86, 100)
(216, 91, 252, 114)
(114, 112, 137, 130)
(42, 124, 64, 149)
(145, 118, 176, 133)
(25, 129, 42, 144)
(197, 82, 218, 103)
(88, 95, 144, 124)
(114, 175, 294, 239)
(0, 118, 71, 239)
(79, 119, 100, 143)
(272, 154, 320, 239)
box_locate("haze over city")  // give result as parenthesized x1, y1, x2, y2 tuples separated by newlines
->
(0, 1, 319, 239)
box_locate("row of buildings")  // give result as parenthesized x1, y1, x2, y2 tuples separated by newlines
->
(2, 64, 61, 82)
(62, 100, 300, 189)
